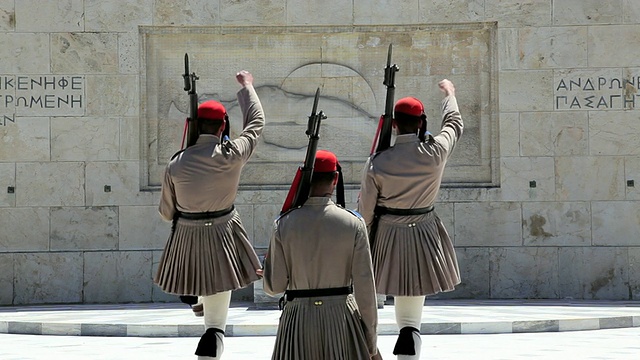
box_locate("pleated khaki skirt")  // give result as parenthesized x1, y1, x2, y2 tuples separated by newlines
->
(372, 210, 461, 297)
(272, 294, 370, 360)
(154, 209, 261, 296)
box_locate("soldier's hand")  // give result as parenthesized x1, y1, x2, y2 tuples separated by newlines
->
(438, 79, 455, 97)
(236, 70, 253, 87)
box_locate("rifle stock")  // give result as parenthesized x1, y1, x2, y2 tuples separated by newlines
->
(183, 53, 200, 148)
(372, 44, 399, 154)
(281, 88, 326, 214)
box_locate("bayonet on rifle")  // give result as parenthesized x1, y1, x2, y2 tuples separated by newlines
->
(281, 88, 327, 214)
(182, 53, 200, 148)
(371, 44, 399, 154)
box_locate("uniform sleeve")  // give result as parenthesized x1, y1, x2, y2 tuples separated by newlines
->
(351, 220, 378, 355)
(233, 84, 265, 162)
(158, 166, 177, 222)
(263, 221, 288, 295)
(433, 95, 463, 155)
(357, 157, 378, 228)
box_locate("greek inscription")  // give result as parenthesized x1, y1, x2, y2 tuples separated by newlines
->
(1, 75, 84, 121)
(555, 74, 640, 110)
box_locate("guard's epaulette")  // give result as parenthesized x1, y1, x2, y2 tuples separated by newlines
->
(345, 208, 364, 220)
(170, 148, 186, 161)
(275, 206, 301, 221)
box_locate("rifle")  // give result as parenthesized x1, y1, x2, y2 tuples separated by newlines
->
(182, 53, 200, 149)
(281, 88, 327, 214)
(370, 44, 399, 154)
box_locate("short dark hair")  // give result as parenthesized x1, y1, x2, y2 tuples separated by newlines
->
(198, 119, 224, 135)
(394, 112, 422, 135)
(311, 171, 336, 187)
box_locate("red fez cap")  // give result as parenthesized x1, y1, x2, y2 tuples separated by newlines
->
(314, 150, 339, 173)
(394, 97, 424, 117)
(197, 100, 227, 121)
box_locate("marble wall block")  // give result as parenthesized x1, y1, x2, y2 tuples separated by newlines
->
(522, 202, 591, 246)
(0, 33, 50, 73)
(85, 0, 153, 32)
(553, 0, 622, 25)
(0, 163, 15, 207)
(286, 0, 353, 25)
(499, 70, 554, 111)
(86, 75, 138, 116)
(51, 33, 118, 74)
(498, 28, 519, 71)
(151, 250, 178, 302)
(520, 112, 588, 156)
(454, 202, 522, 247)
(588, 25, 640, 67)
(354, 0, 419, 25)
(589, 111, 640, 156)
(0, 0, 14, 31)
(51, 117, 119, 161)
(490, 247, 560, 299)
(485, 0, 552, 27)
(555, 157, 625, 201)
(119, 117, 140, 160)
(592, 201, 640, 246)
(433, 247, 491, 299)
(118, 33, 139, 75)
(0, 254, 13, 304)
(630, 248, 640, 300)
(498, 112, 520, 157)
(558, 247, 630, 300)
(419, 0, 484, 23)
(0, 208, 49, 251)
(15, 0, 84, 32)
(50, 207, 119, 251)
(86, 162, 156, 206)
(83, 251, 153, 303)
(15, 162, 84, 206)
(0, 118, 50, 162)
(519, 26, 588, 69)
(220, 0, 286, 25)
(498, 157, 555, 201)
(235, 189, 288, 205)
(253, 204, 281, 249)
(625, 157, 640, 200)
(623, 0, 640, 24)
(153, 0, 219, 26)
(119, 206, 170, 250)
(14, 252, 83, 304)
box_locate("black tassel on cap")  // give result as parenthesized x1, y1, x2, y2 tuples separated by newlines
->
(392, 326, 420, 355)
(195, 327, 225, 357)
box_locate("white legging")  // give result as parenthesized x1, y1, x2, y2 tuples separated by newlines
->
(198, 291, 232, 360)
(394, 296, 425, 360)
(395, 295, 425, 329)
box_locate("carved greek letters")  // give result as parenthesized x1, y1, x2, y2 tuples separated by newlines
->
(555, 74, 639, 110)
(0, 75, 85, 125)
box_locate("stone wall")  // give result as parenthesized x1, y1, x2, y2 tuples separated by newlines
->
(1, 1, 639, 305)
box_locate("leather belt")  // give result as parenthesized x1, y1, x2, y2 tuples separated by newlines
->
(178, 205, 235, 220)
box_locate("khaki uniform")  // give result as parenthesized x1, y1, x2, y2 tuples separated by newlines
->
(154, 85, 264, 359)
(264, 197, 378, 360)
(358, 94, 463, 297)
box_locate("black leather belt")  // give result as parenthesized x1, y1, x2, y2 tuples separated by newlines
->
(279, 286, 352, 310)
(285, 286, 352, 301)
(178, 205, 235, 220)
(374, 205, 434, 217)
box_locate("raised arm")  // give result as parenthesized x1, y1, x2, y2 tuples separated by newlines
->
(234, 70, 265, 161)
(434, 79, 463, 153)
